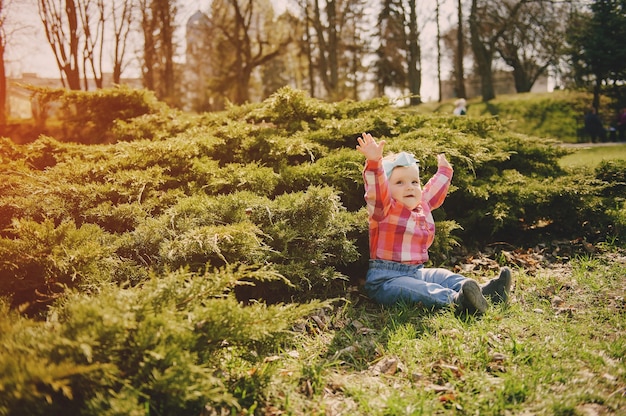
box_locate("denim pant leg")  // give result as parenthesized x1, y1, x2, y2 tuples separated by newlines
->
(420, 267, 467, 293)
(365, 260, 467, 308)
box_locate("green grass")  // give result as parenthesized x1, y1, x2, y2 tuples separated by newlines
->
(264, 251, 626, 415)
(559, 143, 626, 169)
(421, 90, 626, 146)
(418, 90, 599, 143)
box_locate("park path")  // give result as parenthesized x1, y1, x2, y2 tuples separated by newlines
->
(558, 141, 626, 148)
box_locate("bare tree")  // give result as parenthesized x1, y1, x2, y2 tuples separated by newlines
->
(469, 0, 527, 101)
(341, 0, 368, 100)
(111, 0, 134, 84)
(138, 0, 155, 92)
(78, 0, 105, 89)
(260, 10, 302, 99)
(0, 0, 7, 126)
(207, 0, 292, 105)
(301, 0, 368, 101)
(469, 0, 492, 101)
(138, 0, 178, 104)
(376, 0, 407, 97)
(39, 0, 81, 89)
(435, 0, 442, 102)
(406, 0, 421, 105)
(310, 0, 340, 99)
(455, 0, 466, 99)
(38, 0, 108, 90)
(375, 0, 422, 104)
(158, 0, 175, 102)
(301, 0, 315, 96)
(495, 0, 566, 93)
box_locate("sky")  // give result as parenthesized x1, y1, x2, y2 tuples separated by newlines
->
(4, 0, 458, 102)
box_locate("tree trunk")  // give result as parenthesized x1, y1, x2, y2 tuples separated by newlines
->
(512, 67, 532, 93)
(504, 53, 541, 93)
(312, 0, 341, 100)
(327, 0, 338, 98)
(469, 0, 494, 101)
(0, 28, 6, 126)
(436, 0, 442, 102)
(593, 76, 601, 111)
(141, 2, 155, 91)
(65, 0, 81, 90)
(455, 0, 466, 98)
(39, 0, 82, 89)
(139, 0, 178, 102)
(303, 2, 315, 97)
(112, 0, 133, 84)
(407, 0, 421, 105)
(159, 0, 175, 102)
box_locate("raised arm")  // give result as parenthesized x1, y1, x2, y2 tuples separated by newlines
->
(356, 132, 386, 161)
(422, 154, 453, 210)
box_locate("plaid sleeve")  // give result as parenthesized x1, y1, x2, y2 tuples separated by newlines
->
(422, 166, 453, 210)
(363, 159, 391, 222)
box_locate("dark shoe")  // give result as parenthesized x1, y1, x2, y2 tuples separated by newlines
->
(455, 279, 488, 314)
(481, 267, 512, 305)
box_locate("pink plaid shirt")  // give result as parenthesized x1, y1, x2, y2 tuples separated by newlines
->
(363, 159, 453, 264)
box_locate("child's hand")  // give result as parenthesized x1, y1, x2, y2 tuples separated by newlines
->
(356, 133, 386, 161)
(437, 153, 452, 169)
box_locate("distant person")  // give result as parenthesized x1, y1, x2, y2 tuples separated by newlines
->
(617, 108, 626, 142)
(453, 98, 467, 116)
(355, 132, 512, 315)
(584, 107, 606, 143)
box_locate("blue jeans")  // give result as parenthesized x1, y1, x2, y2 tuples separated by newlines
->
(364, 259, 467, 307)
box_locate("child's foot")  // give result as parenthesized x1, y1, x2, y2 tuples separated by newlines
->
(481, 267, 512, 304)
(455, 279, 488, 314)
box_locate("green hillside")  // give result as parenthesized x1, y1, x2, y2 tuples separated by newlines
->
(420, 90, 621, 143)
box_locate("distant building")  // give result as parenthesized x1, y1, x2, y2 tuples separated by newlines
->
(7, 73, 60, 119)
(182, 10, 213, 112)
(180, 8, 271, 111)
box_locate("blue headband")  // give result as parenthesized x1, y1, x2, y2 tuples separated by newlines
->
(382, 152, 419, 178)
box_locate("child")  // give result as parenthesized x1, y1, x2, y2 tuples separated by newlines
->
(356, 132, 511, 314)
(453, 98, 467, 116)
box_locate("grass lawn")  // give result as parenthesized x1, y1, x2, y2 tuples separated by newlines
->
(559, 143, 626, 169)
(260, 134, 626, 414)
(262, 248, 626, 415)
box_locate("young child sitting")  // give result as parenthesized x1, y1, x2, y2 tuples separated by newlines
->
(356, 132, 511, 314)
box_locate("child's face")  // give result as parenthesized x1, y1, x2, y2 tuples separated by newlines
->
(388, 165, 421, 210)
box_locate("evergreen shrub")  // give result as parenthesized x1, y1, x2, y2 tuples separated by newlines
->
(23, 135, 74, 170)
(160, 222, 270, 271)
(277, 148, 364, 210)
(111, 109, 198, 142)
(0, 86, 624, 413)
(245, 186, 360, 298)
(194, 161, 279, 197)
(236, 131, 328, 168)
(0, 219, 118, 315)
(0, 267, 324, 415)
(29, 86, 165, 144)
(0, 137, 27, 162)
(246, 86, 336, 132)
(595, 160, 626, 242)
(595, 159, 626, 198)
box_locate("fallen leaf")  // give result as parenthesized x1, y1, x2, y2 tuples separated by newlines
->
(370, 356, 400, 376)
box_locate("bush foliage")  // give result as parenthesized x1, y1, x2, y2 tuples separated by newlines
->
(0, 86, 624, 414)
